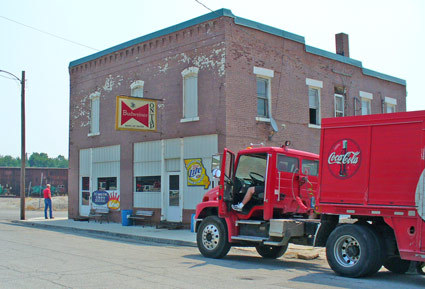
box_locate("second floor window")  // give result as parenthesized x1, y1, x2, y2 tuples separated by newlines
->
(361, 98, 371, 115)
(130, 80, 144, 98)
(257, 77, 269, 118)
(89, 92, 100, 135)
(385, 97, 397, 113)
(334, 94, 344, 117)
(309, 87, 320, 125)
(181, 67, 199, 121)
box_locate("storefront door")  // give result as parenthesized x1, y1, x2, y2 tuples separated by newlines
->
(166, 172, 181, 222)
(79, 176, 91, 216)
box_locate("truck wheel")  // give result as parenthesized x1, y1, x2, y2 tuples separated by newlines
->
(197, 216, 231, 259)
(384, 256, 411, 274)
(326, 224, 383, 277)
(256, 244, 288, 259)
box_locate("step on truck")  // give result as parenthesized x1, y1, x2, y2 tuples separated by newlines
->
(194, 110, 425, 277)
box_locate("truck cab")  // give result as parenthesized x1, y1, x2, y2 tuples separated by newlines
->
(194, 144, 319, 259)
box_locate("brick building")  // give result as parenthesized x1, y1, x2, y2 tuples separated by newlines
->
(68, 9, 406, 224)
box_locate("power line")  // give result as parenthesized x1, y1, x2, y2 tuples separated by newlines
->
(0, 15, 100, 51)
(0, 74, 19, 81)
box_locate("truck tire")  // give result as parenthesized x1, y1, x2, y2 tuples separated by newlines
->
(197, 216, 231, 259)
(384, 256, 411, 274)
(326, 224, 384, 277)
(256, 244, 288, 259)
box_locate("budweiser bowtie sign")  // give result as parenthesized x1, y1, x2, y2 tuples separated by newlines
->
(327, 139, 361, 179)
(115, 96, 157, 131)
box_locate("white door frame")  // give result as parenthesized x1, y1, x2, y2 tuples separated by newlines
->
(79, 176, 91, 217)
(165, 172, 182, 222)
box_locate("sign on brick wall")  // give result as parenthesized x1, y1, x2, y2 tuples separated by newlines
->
(115, 95, 157, 132)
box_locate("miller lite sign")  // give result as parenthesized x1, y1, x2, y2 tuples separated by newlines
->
(327, 139, 361, 179)
(115, 95, 157, 132)
(184, 158, 211, 189)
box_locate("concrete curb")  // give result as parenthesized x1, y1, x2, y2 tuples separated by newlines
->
(11, 220, 197, 248)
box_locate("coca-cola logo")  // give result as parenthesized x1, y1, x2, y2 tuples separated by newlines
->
(327, 139, 361, 179)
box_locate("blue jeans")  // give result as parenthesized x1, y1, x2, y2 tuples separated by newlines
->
(44, 198, 52, 219)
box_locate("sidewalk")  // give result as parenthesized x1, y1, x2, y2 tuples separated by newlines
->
(12, 217, 197, 247)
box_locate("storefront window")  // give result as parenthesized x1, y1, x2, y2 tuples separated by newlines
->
(135, 176, 161, 192)
(82, 177, 90, 190)
(81, 191, 90, 206)
(81, 177, 90, 206)
(98, 177, 117, 190)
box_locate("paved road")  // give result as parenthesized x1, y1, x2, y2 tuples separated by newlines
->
(1, 222, 424, 289)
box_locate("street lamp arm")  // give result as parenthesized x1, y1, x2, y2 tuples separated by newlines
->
(0, 69, 22, 82)
(0, 69, 26, 220)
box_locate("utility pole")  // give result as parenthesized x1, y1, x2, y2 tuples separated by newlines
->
(20, 71, 26, 220)
(0, 69, 26, 220)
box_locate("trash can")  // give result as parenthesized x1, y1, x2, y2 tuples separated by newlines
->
(190, 214, 196, 233)
(121, 210, 133, 226)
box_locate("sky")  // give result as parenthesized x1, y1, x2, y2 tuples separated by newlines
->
(1, 0, 424, 158)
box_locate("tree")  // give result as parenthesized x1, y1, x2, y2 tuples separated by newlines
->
(0, 153, 68, 168)
(0, 155, 20, 167)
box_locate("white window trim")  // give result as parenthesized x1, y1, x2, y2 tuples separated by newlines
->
(385, 97, 397, 113)
(254, 67, 274, 122)
(308, 124, 321, 129)
(306, 78, 323, 88)
(361, 98, 372, 115)
(89, 92, 100, 136)
(359, 91, 373, 100)
(181, 67, 199, 78)
(254, 66, 274, 78)
(334, 94, 345, 117)
(130, 80, 144, 98)
(180, 116, 199, 123)
(384, 97, 397, 105)
(89, 91, 100, 100)
(181, 67, 199, 122)
(359, 91, 373, 116)
(306, 79, 322, 128)
(255, 117, 271, 122)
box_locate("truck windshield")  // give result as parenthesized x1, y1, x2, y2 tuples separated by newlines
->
(235, 153, 267, 180)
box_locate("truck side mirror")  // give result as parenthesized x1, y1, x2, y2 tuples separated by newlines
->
(212, 169, 221, 178)
(211, 154, 221, 172)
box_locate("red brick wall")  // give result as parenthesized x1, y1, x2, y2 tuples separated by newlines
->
(223, 19, 406, 154)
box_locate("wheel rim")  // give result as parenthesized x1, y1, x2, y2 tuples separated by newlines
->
(202, 224, 220, 250)
(334, 234, 361, 268)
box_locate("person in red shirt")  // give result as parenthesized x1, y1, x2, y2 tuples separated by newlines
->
(43, 184, 54, 219)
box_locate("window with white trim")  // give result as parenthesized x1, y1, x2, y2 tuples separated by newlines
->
(306, 78, 322, 127)
(257, 77, 269, 118)
(181, 67, 199, 122)
(309, 88, 320, 125)
(385, 97, 397, 113)
(359, 91, 373, 115)
(89, 92, 100, 135)
(130, 80, 144, 98)
(361, 99, 371, 115)
(254, 67, 274, 121)
(386, 103, 396, 113)
(334, 94, 344, 117)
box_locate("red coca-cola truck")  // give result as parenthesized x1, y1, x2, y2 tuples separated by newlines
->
(194, 110, 425, 277)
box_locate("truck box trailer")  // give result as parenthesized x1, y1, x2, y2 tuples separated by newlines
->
(316, 110, 425, 276)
